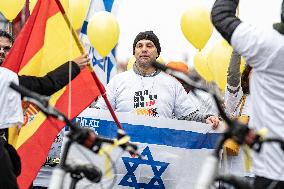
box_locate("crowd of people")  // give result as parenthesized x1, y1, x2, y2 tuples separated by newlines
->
(1, 0, 284, 188)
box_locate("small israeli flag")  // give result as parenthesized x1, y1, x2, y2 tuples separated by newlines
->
(80, 0, 119, 85)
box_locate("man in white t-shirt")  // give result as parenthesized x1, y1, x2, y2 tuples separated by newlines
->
(212, 0, 284, 188)
(96, 31, 220, 128)
(0, 67, 23, 189)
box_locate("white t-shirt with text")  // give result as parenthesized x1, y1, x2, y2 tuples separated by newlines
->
(96, 70, 197, 119)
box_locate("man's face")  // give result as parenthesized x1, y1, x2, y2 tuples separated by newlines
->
(134, 39, 158, 67)
(0, 36, 12, 66)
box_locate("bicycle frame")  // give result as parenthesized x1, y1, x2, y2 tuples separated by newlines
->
(49, 139, 73, 189)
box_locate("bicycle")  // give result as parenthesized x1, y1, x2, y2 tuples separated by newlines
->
(10, 82, 140, 189)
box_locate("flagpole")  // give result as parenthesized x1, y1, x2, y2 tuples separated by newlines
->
(54, 0, 123, 130)
(88, 65, 123, 130)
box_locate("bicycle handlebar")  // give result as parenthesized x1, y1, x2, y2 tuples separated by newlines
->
(215, 175, 254, 189)
(65, 163, 102, 183)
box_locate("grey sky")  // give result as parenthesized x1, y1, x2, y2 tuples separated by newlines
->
(115, 0, 282, 67)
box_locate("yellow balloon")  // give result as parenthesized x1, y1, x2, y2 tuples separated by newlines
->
(180, 3, 213, 50)
(67, 0, 90, 30)
(0, 0, 25, 21)
(87, 11, 120, 58)
(127, 56, 164, 70)
(194, 49, 213, 82)
(208, 40, 246, 91)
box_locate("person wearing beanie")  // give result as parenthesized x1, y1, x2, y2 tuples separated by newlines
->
(211, 0, 284, 188)
(95, 31, 220, 129)
(166, 61, 218, 115)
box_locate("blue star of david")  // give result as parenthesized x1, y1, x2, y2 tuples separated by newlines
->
(88, 47, 114, 83)
(119, 146, 169, 189)
(89, 47, 107, 71)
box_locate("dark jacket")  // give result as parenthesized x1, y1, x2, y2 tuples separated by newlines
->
(19, 61, 80, 96)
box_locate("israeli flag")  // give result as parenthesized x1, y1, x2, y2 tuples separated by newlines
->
(62, 109, 224, 189)
(80, 0, 120, 85)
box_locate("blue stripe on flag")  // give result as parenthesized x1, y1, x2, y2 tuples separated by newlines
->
(81, 21, 88, 35)
(75, 117, 220, 149)
(103, 0, 115, 12)
(106, 57, 114, 83)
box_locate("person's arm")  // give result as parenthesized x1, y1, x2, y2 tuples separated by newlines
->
(178, 110, 210, 123)
(211, 0, 242, 43)
(224, 51, 243, 117)
(19, 61, 80, 96)
(18, 53, 90, 96)
(202, 95, 219, 115)
(227, 50, 241, 89)
(179, 112, 219, 129)
(174, 81, 219, 128)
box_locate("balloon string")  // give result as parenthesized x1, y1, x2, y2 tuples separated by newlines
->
(7, 21, 12, 34)
(203, 51, 214, 83)
(103, 57, 106, 71)
(68, 0, 72, 119)
(65, 0, 72, 119)
(206, 63, 214, 82)
(55, 0, 86, 119)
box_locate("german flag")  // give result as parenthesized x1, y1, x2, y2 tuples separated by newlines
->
(2, 0, 100, 188)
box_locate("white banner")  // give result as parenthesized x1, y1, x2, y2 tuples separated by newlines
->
(61, 109, 224, 189)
